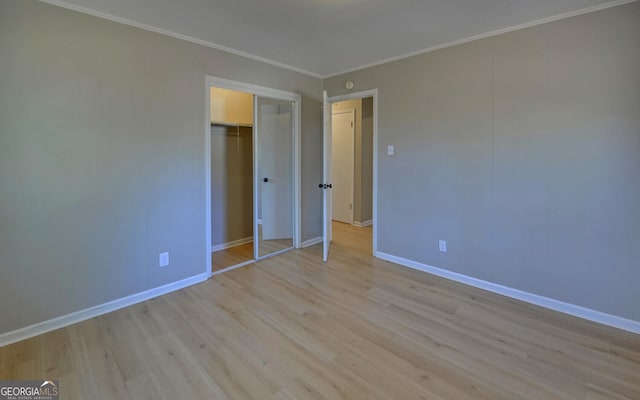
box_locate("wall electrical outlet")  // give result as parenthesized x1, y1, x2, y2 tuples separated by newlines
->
(159, 252, 170, 267)
(438, 240, 447, 253)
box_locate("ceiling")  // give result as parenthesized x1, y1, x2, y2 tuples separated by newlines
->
(43, 0, 629, 77)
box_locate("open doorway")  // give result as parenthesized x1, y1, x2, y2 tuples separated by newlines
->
(330, 97, 374, 252)
(206, 76, 302, 276)
(321, 90, 377, 262)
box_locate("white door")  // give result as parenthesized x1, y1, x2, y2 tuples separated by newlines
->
(331, 110, 355, 224)
(322, 91, 332, 262)
(255, 96, 294, 259)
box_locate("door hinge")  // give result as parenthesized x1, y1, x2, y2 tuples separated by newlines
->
(351, 122, 353, 127)
(350, 204, 352, 210)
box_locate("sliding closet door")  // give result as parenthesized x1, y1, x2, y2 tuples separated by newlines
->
(254, 96, 294, 259)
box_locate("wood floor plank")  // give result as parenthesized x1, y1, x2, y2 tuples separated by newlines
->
(1, 222, 639, 399)
(212, 242, 253, 272)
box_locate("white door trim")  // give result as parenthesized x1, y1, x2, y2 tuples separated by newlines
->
(205, 76, 302, 276)
(328, 89, 378, 255)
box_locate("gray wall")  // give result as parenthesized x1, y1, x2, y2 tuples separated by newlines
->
(211, 125, 253, 246)
(0, 0, 322, 334)
(325, 2, 640, 321)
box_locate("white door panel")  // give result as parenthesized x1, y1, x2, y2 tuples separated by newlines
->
(255, 97, 294, 259)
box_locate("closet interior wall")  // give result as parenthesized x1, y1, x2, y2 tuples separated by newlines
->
(210, 123, 253, 248)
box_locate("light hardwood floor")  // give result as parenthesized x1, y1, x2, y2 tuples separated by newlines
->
(1, 222, 639, 399)
(212, 242, 254, 272)
(212, 226, 294, 272)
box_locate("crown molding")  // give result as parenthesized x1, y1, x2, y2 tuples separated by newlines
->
(324, 0, 638, 78)
(36, 0, 323, 79)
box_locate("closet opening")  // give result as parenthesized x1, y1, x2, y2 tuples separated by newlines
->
(210, 87, 254, 273)
(205, 76, 302, 276)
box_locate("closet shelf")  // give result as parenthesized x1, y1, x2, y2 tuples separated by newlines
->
(211, 121, 253, 128)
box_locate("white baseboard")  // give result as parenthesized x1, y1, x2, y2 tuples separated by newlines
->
(352, 219, 372, 228)
(302, 236, 323, 248)
(211, 236, 253, 252)
(374, 251, 640, 334)
(0, 272, 210, 348)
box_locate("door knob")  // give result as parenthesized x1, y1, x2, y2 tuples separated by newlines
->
(263, 177, 269, 182)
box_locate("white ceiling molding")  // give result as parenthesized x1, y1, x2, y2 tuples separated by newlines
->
(37, 0, 637, 78)
(37, 0, 324, 78)
(324, 0, 638, 78)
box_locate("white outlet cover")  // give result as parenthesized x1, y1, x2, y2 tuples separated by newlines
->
(159, 252, 169, 267)
(438, 240, 447, 252)
(387, 145, 395, 156)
